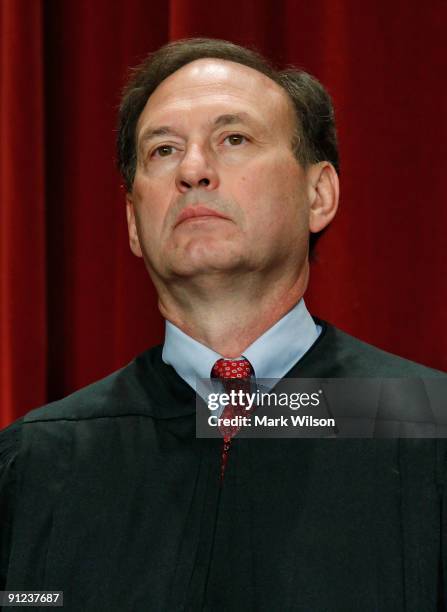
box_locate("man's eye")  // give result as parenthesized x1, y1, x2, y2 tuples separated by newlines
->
(224, 134, 247, 146)
(152, 145, 175, 158)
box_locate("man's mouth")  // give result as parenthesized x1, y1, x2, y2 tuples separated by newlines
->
(174, 205, 230, 227)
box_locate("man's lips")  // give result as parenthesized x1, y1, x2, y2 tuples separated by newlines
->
(174, 205, 230, 227)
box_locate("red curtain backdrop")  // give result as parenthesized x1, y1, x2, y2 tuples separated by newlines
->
(1, 0, 446, 428)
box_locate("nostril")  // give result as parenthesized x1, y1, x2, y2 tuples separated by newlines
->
(199, 178, 210, 186)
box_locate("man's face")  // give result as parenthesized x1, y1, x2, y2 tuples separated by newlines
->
(127, 59, 313, 284)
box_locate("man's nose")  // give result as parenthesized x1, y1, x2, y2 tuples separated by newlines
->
(175, 144, 219, 193)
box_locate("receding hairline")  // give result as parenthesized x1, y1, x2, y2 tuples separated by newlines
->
(137, 56, 295, 107)
(148, 55, 283, 86)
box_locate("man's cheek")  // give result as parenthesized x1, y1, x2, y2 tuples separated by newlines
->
(234, 172, 265, 199)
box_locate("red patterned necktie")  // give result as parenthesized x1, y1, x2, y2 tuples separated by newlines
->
(211, 358, 254, 482)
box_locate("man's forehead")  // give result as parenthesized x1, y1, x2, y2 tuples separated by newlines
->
(137, 58, 294, 132)
(152, 58, 285, 98)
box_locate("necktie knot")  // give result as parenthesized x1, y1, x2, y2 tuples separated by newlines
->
(211, 358, 253, 380)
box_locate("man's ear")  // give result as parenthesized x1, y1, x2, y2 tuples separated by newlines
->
(307, 162, 339, 234)
(125, 194, 143, 258)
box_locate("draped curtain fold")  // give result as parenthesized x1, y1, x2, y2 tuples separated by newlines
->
(1, 1, 46, 425)
(1, 0, 446, 427)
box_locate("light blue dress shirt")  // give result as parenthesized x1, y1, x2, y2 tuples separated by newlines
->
(162, 299, 321, 393)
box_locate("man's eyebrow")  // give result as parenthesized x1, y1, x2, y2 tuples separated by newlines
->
(138, 126, 175, 148)
(212, 113, 258, 128)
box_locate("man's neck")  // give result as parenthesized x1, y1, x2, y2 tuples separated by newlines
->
(156, 266, 309, 357)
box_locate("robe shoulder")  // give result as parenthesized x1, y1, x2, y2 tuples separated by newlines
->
(15, 343, 195, 426)
(300, 320, 447, 378)
(23, 348, 162, 423)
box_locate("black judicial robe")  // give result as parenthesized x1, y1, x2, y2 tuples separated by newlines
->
(1, 320, 447, 611)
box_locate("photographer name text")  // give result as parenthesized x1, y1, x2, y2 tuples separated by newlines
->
(208, 415, 335, 428)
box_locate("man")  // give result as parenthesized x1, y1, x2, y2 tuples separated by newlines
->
(1, 38, 446, 611)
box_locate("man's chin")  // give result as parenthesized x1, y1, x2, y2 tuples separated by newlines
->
(166, 252, 247, 278)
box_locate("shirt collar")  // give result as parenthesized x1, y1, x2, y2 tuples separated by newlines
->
(162, 299, 320, 391)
